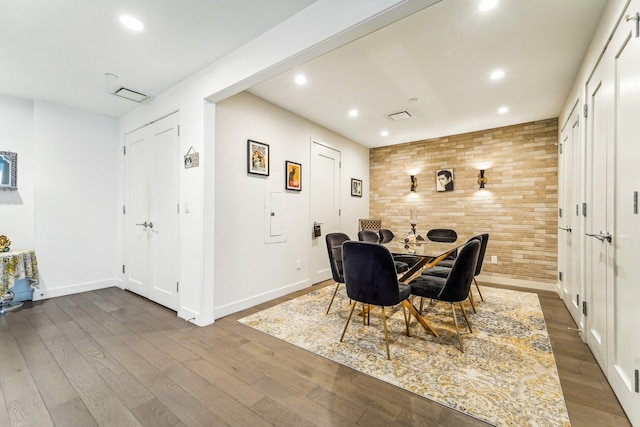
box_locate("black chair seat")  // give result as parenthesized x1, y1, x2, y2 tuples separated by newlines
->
(393, 254, 420, 267)
(435, 259, 455, 268)
(395, 261, 409, 273)
(409, 275, 445, 299)
(420, 265, 450, 278)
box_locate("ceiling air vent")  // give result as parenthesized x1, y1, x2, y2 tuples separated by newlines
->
(112, 87, 150, 103)
(387, 110, 415, 121)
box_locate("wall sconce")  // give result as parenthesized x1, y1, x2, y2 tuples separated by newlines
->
(410, 175, 418, 192)
(477, 169, 488, 189)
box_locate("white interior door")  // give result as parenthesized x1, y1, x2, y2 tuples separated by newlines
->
(610, 12, 640, 422)
(125, 113, 180, 310)
(559, 107, 583, 324)
(309, 141, 341, 285)
(585, 57, 613, 370)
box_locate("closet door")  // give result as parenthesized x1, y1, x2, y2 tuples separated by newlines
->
(124, 113, 180, 311)
(609, 5, 640, 422)
(584, 52, 613, 370)
(558, 106, 583, 325)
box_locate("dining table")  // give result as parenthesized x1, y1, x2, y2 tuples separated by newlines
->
(382, 236, 465, 337)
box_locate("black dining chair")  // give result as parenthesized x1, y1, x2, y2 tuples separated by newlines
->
(340, 241, 411, 360)
(325, 232, 350, 315)
(409, 239, 480, 352)
(358, 230, 409, 273)
(426, 228, 458, 267)
(420, 234, 489, 308)
(378, 228, 395, 244)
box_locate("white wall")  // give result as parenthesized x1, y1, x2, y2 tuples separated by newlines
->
(213, 92, 369, 317)
(0, 96, 118, 299)
(0, 95, 35, 249)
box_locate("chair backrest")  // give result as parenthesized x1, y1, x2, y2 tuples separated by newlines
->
(426, 228, 458, 243)
(378, 229, 395, 244)
(358, 229, 380, 243)
(358, 218, 382, 231)
(437, 239, 480, 303)
(342, 241, 401, 306)
(475, 233, 489, 276)
(325, 233, 350, 283)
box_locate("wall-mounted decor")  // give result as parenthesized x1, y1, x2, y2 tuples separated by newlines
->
(184, 146, 199, 168)
(436, 168, 454, 192)
(285, 161, 301, 191)
(247, 140, 269, 176)
(351, 178, 363, 197)
(0, 151, 17, 191)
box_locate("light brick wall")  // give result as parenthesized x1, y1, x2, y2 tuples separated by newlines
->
(370, 118, 558, 284)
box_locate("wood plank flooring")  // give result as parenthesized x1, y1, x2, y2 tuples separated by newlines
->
(0, 282, 631, 426)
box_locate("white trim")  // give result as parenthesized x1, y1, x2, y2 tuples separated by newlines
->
(477, 274, 558, 293)
(33, 278, 119, 300)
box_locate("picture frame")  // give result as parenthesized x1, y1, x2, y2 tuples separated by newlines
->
(436, 168, 454, 192)
(351, 178, 363, 197)
(247, 139, 270, 176)
(285, 161, 302, 191)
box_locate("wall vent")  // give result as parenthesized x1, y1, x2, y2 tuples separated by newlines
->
(112, 87, 150, 103)
(387, 110, 415, 121)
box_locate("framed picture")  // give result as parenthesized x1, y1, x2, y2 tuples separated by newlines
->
(247, 139, 270, 176)
(436, 168, 454, 192)
(285, 161, 302, 191)
(351, 178, 363, 197)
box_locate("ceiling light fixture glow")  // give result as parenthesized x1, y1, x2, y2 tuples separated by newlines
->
(294, 74, 307, 85)
(120, 15, 144, 31)
(490, 69, 505, 80)
(479, 0, 498, 11)
(348, 109, 359, 117)
(498, 106, 509, 114)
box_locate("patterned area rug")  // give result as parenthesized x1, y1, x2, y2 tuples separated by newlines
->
(238, 285, 571, 426)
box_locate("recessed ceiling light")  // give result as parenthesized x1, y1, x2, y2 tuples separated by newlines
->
(380, 130, 389, 137)
(348, 109, 359, 117)
(498, 106, 509, 114)
(479, 0, 498, 12)
(490, 69, 505, 80)
(120, 15, 144, 31)
(294, 74, 307, 85)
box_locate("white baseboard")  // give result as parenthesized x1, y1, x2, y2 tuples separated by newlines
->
(477, 274, 558, 293)
(32, 278, 119, 301)
(213, 279, 310, 320)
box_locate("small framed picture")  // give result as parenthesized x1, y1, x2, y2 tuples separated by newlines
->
(436, 168, 454, 192)
(351, 178, 363, 197)
(247, 139, 270, 176)
(285, 161, 302, 191)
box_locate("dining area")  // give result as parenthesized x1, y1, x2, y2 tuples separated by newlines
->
(324, 222, 489, 359)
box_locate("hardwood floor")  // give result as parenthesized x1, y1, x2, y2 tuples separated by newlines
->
(0, 282, 631, 426)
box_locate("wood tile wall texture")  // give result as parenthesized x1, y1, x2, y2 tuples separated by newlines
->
(369, 118, 558, 284)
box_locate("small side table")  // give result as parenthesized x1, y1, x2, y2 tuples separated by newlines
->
(0, 249, 39, 314)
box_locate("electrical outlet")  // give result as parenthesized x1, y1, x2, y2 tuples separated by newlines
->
(296, 260, 301, 270)
(491, 256, 498, 264)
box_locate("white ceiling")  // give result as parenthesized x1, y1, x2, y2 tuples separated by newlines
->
(0, 0, 607, 148)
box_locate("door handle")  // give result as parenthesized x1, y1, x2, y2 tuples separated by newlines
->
(585, 231, 612, 243)
(558, 226, 572, 232)
(136, 221, 153, 229)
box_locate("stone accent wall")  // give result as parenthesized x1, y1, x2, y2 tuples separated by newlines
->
(370, 118, 558, 284)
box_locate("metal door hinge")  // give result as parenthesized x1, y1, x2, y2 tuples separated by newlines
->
(177, 125, 180, 136)
(634, 191, 638, 214)
(123, 146, 127, 155)
(559, 143, 563, 154)
(635, 369, 639, 393)
(122, 265, 125, 274)
(576, 294, 580, 306)
(559, 208, 563, 218)
(583, 104, 588, 118)
(582, 301, 587, 316)
(582, 203, 587, 217)
(339, 208, 342, 216)
(559, 271, 563, 281)
(576, 204, 579, 216)
(176, 282, 179, 292)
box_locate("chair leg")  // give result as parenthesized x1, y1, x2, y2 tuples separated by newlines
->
(340, 302, 357, 342)
(326, 282, 341, 315)
(473, 277, 484, 301)
(381, 306, 391, 360)
(402, 303, 410, 337)
(451, 303, 464, 353)
(459, 302, 472, 333)
(468, 290, 477, 313)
